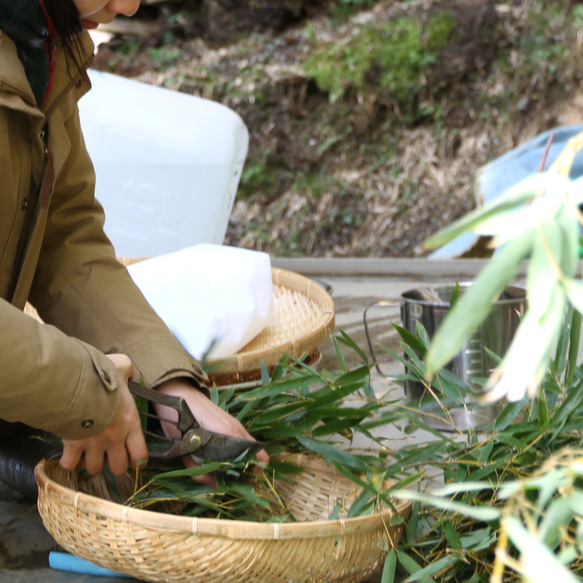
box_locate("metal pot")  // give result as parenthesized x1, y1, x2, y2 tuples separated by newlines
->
(365, 282, 526, 431)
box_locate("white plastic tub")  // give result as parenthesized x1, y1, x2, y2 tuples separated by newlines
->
(78, 69, 249, 257)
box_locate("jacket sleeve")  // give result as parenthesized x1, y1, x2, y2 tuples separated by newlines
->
(0, 297, 121, 440)
(27, 87, 208, 393)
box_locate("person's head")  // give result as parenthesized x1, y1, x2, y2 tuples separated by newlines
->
(41, 0, 140, 80)
(70, 0, 140, 29)
(42, 0, 140, 34)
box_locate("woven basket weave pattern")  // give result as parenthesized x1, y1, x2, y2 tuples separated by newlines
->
(36, 456, 410, 583)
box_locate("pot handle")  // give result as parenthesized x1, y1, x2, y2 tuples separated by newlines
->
(363, 300, 399, 377)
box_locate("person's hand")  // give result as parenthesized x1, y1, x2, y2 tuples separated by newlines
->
(60, 354, 149, 476)
(154, 378, 269, 486)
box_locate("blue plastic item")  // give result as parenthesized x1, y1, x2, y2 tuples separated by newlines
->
(49, 551, 129, 578)
(429, 124, 583, 258)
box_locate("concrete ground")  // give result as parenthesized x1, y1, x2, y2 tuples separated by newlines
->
(0, 258, 523, 582)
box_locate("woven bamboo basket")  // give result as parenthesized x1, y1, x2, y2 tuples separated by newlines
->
(36, 454, 411, 583)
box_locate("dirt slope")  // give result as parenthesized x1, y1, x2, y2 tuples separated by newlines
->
(93, 0, 583, 258)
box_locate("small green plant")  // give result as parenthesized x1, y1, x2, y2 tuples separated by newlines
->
(303, 11, 455, 121)
(147, 46, 181, 72)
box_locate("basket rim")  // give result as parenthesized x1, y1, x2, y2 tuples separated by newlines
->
(206, 267, 335, 375)
(35, 458, 411, 542)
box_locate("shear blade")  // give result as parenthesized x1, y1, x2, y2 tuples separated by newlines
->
(194, 430, 264, 462)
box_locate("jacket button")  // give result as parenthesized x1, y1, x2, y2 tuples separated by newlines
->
(21, 198, 29, 210)
(81, 419, 94, 429)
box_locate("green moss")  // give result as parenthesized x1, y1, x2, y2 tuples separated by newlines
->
(238, 158, 281, 200)
(304, 11, 455, 120)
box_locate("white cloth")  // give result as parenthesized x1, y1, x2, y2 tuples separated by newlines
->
(128, 244, 273, 360)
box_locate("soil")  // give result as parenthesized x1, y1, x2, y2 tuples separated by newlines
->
(92, 0, 583, 258)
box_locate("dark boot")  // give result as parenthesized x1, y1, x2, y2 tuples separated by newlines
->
(0, 422, 62, 500)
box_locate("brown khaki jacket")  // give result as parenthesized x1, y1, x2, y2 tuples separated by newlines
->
(0, 31, 205, 440)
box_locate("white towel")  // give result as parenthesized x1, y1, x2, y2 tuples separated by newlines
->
(127, 244, 273, 360)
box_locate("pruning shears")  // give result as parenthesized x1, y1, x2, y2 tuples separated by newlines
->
(128, 381, 264, 464)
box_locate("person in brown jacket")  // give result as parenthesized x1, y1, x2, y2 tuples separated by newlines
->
(0, 0, 267, 497)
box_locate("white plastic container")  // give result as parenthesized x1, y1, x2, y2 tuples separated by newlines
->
(78, 69, 249, 257)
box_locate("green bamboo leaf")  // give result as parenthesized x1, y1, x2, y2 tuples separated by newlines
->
(312, 418, 362, 437)
(330, 333, 348, 373)
(336, 329, 371, 366)
(566, 491, 583, 517)
(149, 462, 225, 480)
(537, 394, 550, 431)
(504, 516, 581, 583)
(425, 227, 534, 378)
(242, 373, 326, 399)
(346, 486, 377, 518)
(423, 173, 542, 250)
(563, 278, 583, 315)
(331, 365, 372, 388)
(431, 481, 496, 497)
(538, 497, 572, 548)
(565, 309, 581, 389)
(551, 381, 583, 430)
(526, 227, 561, 318)
(494, 399, 526, 431)
(381, 550, 397, 583)
(467, 458, 506, 481)
(295, 435, 369, 471)
(392, 490, 502, 521)
(489, 193, 570, 248)
(396, 551, 436, 583)
(252, 401, 307, 424)
(459, 527, 497, 551)
(485, 292, 566, 402)
(430, 370, 467, 403)
(557, 207, 580, 279)
(442, 519, 462, 550)
(404, 554, 460, 582)
(393, 323, 429, 356)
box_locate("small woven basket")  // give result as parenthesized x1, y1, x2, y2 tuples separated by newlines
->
(36, 455, 411, 583)
(117, 260, 336, 387)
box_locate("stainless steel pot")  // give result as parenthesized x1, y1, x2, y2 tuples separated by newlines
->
(364, 282, 526, 431)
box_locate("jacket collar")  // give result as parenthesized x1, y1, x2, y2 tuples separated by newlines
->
(0, 0, 55, 106)
(0, 29, 95, 117)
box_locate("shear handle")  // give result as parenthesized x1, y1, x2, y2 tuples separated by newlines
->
(128, 381, 196, 433)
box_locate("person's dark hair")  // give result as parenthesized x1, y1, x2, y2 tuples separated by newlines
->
(42, 0, 87, 80)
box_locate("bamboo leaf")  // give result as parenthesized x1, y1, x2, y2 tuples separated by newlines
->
(295, 435, 369, 471)
(442, 519, 462, 551)
(564, 278, 583, 315)
(565, 309, 582, 389)
(336, 329, 370, 366)
(381, 550, 397, 583)
(495, 399, 526, 430)
(485, 292, 566, 402)
(393, 323, 429, 357)
(425, 227, 534, 378)
(404, 554, 459, 582)
(504, 516, 581, 583)
(431, 481, 496, 497)
(396, 551, 436, 583)
(422, 173, 542, 250)
(392, 490, 502, 522)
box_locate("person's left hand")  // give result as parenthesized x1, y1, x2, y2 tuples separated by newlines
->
(153, 378, 269, 486)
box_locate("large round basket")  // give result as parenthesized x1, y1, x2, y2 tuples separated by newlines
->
(36, 455, 411, 583)
(117, 259, 336, 387)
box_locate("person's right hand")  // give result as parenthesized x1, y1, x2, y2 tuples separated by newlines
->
(59, 354, 149, 476)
